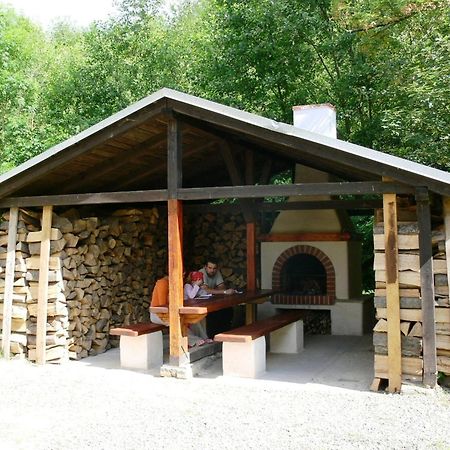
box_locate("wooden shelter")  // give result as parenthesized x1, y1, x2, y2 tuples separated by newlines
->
(0, 88, 449, 391)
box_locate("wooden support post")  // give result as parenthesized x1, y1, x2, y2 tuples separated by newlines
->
(168, 200, 187, 366)
(416, 187, 437, 387)
(444, 197, 450, 301)
(2, 207, 18, 359)
(167, 117, 187, 367)
(36, 205, 52, 365)
(383, 190, 402, 393)
(246, 222, 257, 324)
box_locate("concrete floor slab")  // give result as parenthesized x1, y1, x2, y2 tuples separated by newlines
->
(78, 334, 375, 391)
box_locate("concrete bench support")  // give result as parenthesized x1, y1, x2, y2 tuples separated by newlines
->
(216, 311, 306, 378)
(270, 320, 304, 353)
(222, 336, 266, 378)
(119, 331, 163, 370)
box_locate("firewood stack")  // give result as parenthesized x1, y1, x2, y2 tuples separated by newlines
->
(0, 209, 39, 359)
(184, 212, 248, 289)
(373, 201, 450, 380)
(432, 224, 450, 375)
(54, 207, 165, 360)
(1, 207, 167, 362)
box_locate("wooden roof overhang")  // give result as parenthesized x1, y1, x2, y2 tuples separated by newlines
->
(0, 88, 449, 207)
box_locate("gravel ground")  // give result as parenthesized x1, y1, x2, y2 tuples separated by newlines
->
(0, 356, 449, 450)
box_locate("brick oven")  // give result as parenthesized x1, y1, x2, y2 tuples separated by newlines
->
(259, 104, 373, 335)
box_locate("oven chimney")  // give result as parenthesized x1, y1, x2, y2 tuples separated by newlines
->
(270, 104, 353, 234)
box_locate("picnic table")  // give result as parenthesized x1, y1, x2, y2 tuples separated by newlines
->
(150, 289, 277, 327)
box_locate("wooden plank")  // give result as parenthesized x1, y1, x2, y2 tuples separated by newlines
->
(184, 199, 382, 214)
(26, 228, 62, 242)
(373, 234, 419, 250)
(375, 270, 421, 287)
(258, 199, 383, 211)
(1, 207, 18, 359)
(377, 307, 450, 323)
(375, 288, 420, 298)
(0, 189, 169, 208)
(436, 334, 450, 351)
(177, 181, 414, 201)
(373, 253, 420, 272)
(246, 222, 256, 325)
(36, 205, 52, 365)
(416, 187, 437, 387)
(109, 322, 166, 337)
(215, 310, 306, 343)
(383, 190, 402, 393)
(374, 354, 423, 381)
(377, 308, 422, 322)
(0, 182, 414, 209)
(167, 199, 187, 365)
(444, 197, 450, 301)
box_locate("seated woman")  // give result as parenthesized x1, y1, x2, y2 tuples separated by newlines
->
(184, 271, 213, 346)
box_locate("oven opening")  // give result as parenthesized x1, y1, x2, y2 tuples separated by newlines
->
(281, 254, 326, 295)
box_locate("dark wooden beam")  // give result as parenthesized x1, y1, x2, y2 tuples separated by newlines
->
(0, 190, 168, 207)
(258, 199, 383, 210)
(178, 181, 414, 200)
(258, 158, 273, 185)
(219, 141, 255, 222)
(0, 183, 409, 208)
(167, 118, 183, 198)
(416, 187, 437, 388)
(57, 132, 166, 194)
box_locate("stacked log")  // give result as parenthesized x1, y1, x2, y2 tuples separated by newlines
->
(303, 311, 331, 335)
(373, 217, 423, 381)
(1, 206, 167, 363)
(0, 209, 40, 358)
(53, 207, 165, 360)
(432, 224, 450, 375)
(184, 212, 248, 289)
(25, 223, 69, 364)
(373, 206, 450, 379)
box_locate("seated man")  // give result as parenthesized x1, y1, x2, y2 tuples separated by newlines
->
(199, 257, 235, 336)
(150, 274, 169, 326)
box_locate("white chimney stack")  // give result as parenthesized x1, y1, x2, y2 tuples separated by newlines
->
(292, 104, 336, 138)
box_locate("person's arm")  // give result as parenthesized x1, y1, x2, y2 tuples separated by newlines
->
(184, 283, 200, 300)
(201, 282, 235, 295)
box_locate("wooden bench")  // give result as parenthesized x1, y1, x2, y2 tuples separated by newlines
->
(110, 323, 167, 370)
(214, 310, 305, 378)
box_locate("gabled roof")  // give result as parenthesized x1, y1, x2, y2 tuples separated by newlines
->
(0, 88, 449, 199)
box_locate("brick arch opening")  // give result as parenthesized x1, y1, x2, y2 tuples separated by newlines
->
(272, 245, 336, 305)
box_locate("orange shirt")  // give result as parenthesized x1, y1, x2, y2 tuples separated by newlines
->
(151, 276, 169, 307)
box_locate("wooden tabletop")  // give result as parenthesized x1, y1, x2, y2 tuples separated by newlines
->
(150, 289, 276, 315)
